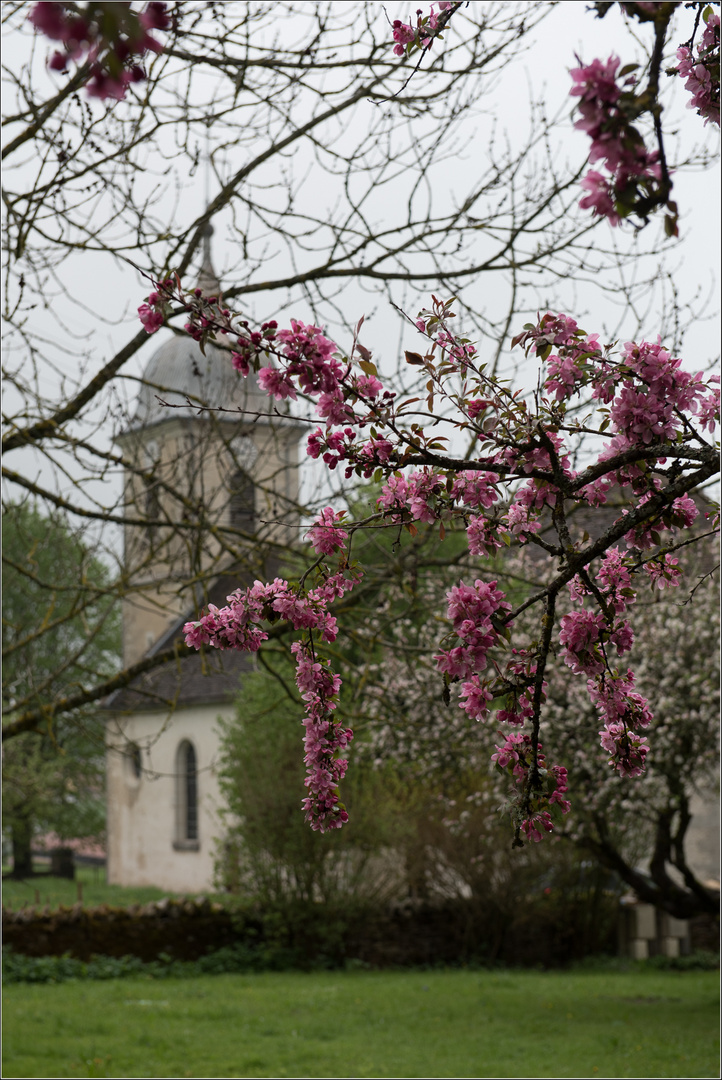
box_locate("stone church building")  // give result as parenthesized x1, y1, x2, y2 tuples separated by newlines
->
(105, 234, 305, 892)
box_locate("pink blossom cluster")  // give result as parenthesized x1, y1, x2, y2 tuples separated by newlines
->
(563, 546, 654, 778)
(608, 339, 708, 446)
(451, 471, 500, 509)
(676, 10, 720, 127)
(28, 2, 169, 100)
(491, 733, 571, 841)
(306, 426, 357, 471)
(183, 577, 339, 652)
(391, 2, 453, 56)
(589, 669, 652, 777)
(643, 553, 681, 589)
(378, 469, 445, 524)
(292, 640, 353, 832)
(623, 490, 698, 551)
(570, 54, 663, 225)
(518, 315, 718, 466)
(137, 277, 177, 334)
(435, 328, 477, 368)
(434, 579, 511, 721)
(306, 507, 349, 556)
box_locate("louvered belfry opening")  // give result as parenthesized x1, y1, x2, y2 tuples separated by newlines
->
(229, 467, 255, 534)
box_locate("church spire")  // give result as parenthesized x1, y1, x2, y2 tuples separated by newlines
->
(195, 220, 221, 297)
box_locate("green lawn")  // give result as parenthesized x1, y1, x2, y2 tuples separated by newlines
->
(2, 968, 719, 1078)
(1, 867, 196, 910)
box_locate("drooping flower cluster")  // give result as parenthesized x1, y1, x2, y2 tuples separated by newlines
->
(570, 54, 666, 227)
(491, 733, 571, 841)
(561, 546, 657, 779)
(292, 639, 354, 831)
(434, 579, 512, 720)
(676, 8, 720, 127)
(183, 571, 362, 831)
(28, 2, 170, 100)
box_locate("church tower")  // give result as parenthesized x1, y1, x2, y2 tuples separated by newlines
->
(105, 228, 306, 890)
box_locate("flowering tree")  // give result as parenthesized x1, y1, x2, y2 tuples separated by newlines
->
(6, 3, 718, 869)
(129, 1, 721, 848)
(158, 285, 718, 842)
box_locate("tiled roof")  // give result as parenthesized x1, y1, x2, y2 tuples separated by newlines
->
(105, 574, 255, 714)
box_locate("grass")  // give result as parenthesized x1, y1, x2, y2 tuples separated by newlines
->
(1, 866, 196, 910)
(2, 967, 719, 1078)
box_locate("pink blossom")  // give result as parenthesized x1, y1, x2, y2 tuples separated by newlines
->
(138, 303, 164, 334)
(139, 2, 171, 32)
(559, 610, 606, 675)
(676, 11, 720, 127)
(644, 554, 682, 589)
(521, 812, 555, 843)
(306, 507, 350, 556)
(28, 2, 169, 100)
(28, 3, 72, 41)
(231, 352, 250, 377)
(491, 731, 526, 770)
(459, 676, 493, 721)
(406, 470, 442, 523)
(504, 500, 541, 542)
(570, 55, 667, 225)
(359, 438, 394, 464)
(378, 474, 409, 519)
(466, 516, 502, 558)
(452, 471, 499, 509)
(599, 722, 650, 778)
(671, 493, 698, 529)
(391, 20, 416, 56)
(355, 374, 383, 398)
(697, 379, 720, 433)
(579, 171, 620, 226)
(610, 620, 634, 656)
(258, 366, 297, 401)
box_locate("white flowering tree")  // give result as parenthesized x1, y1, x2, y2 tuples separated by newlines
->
(542, 561, 719, 918)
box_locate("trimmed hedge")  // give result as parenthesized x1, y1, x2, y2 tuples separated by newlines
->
(2, 891, 620, 969)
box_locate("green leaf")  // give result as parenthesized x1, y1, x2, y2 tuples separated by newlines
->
(359, 359, 378, 377)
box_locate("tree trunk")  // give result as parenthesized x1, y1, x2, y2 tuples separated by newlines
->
(10, 814, 34, 878)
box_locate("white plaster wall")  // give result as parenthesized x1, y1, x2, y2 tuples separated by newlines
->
(106, 704, 232, 893)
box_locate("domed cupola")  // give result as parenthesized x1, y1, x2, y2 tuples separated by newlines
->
(128, 223, 270, 433)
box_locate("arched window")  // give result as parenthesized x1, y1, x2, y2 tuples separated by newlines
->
(126, 742, 142, 781)
(143, 478, 161, 543)
(229, 468, 255, 533)
(174, 740, 199, 849)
